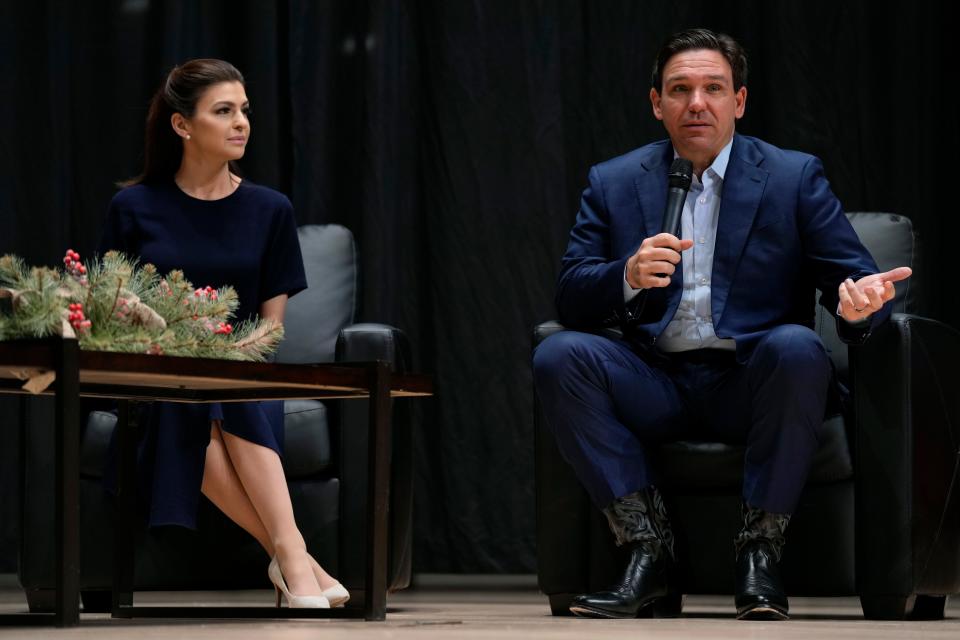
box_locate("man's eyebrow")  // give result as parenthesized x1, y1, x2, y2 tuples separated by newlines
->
(665, 74, 729, 83)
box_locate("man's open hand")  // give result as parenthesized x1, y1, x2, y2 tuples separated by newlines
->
(838, 267, 913, 323)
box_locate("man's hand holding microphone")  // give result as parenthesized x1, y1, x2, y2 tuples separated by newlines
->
(626, 158, 694, 290)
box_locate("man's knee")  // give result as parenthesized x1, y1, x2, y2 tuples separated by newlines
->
(532, 331, 600, 386)
(753, 324, 830, 379)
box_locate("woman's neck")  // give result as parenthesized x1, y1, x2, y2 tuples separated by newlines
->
(174, 157, 240, 200)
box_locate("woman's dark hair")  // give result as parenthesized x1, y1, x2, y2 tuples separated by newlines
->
(651, 28, 747, 92)
(124, 58, 245, 186)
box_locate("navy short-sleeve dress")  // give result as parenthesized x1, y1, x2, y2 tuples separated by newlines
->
(99, 180, 307, 528)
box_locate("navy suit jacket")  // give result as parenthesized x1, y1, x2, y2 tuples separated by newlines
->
(556, 133, 887, 361)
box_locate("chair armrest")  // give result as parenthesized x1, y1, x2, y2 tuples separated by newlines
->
(533, 321, 624, 348)
(532, 319, 598, 595)
(534, 371, 593, 596)
(335, 323, 411, 371)
(534, 321, 566, 347)
(853, 313, 960, 596)
(333, 322, 414, 593)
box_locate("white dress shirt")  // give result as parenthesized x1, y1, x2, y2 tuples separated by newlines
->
(624, 139, 736, 352)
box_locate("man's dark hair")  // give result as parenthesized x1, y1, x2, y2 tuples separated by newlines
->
(651, 28, 747, 91)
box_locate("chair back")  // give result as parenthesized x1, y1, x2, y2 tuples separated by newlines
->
(275, 224, 358, 364)
(815, 212, 920, 382)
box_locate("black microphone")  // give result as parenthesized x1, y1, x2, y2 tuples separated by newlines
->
(660, 158, 693, 236)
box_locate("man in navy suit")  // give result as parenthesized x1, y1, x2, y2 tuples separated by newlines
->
(533, 28, 910, 620)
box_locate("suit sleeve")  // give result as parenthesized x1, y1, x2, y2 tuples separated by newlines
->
(555, 165, 631, 328)
(796, 156, 889, 343)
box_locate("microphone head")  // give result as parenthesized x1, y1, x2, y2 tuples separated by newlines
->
(668, 158, 693, 190)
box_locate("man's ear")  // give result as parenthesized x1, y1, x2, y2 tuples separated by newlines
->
(734, 85, 747, 120)
(649, 87, 663, 121)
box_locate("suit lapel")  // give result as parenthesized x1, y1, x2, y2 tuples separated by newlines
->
(633, 143, 684, 320)
(634, 145, 670, 242)
(712, 134, 768, 326)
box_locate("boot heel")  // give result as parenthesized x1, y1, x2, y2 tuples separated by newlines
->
(652, 592, 684, 618)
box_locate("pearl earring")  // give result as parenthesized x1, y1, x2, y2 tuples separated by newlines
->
(185, 134, 191, 140)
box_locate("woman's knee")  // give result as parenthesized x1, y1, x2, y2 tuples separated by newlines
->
(209, 420, 224, 442)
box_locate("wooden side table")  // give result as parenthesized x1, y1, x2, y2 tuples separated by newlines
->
(0, 338, 431, 626)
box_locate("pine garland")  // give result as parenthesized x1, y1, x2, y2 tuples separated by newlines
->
(0, 250, 283, 361)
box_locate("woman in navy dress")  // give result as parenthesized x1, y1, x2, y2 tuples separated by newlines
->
(100, 59, 346, 609)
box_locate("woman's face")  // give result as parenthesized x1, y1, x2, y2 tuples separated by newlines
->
(178, 81, 250, 162)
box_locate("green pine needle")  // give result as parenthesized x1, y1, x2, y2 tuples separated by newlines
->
(0, 252, 283, 362)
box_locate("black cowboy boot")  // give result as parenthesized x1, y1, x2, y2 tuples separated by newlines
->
(734, 503, 790, 620)
(569, 486, 682, 618)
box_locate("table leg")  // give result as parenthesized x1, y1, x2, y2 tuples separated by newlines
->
(112, 401, 136, 615)
(364, 361, 392, 621)
(54, 338, 80, 627)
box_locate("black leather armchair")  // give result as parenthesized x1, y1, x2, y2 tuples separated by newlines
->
(18, 224, 414, 611)
(534, 213, 960, 619)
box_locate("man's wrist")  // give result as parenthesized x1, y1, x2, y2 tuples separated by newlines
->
(623, 264, 643, 301)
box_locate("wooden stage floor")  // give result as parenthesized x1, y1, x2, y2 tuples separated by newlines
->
(1, 574, 957, 639)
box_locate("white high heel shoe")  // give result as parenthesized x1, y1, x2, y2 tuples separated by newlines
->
(307, 553, 350, 607)
(322, 582, 350, 608)
(268, 557, 330, 609)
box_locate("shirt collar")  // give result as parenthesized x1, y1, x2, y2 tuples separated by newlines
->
(710, 138, 733, 180)
(673, 137, 734, 183)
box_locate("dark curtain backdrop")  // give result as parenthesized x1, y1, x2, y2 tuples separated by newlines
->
(0, 0, 951, 573)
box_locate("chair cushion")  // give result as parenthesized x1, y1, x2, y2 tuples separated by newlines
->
(275, 224, 357, 364)
(79, 401, 332, 479)
(656, 414, 852, 489)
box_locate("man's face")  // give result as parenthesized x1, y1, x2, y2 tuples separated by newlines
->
(650, 49, 746, 170)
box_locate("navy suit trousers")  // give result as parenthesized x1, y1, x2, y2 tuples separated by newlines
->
(532, 324, 831, 514)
